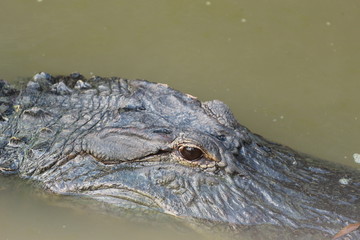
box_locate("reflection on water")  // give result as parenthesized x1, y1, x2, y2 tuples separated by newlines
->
(0, 176, 209, 240)
(0, 0, 359, 239)
(0, 177, 328, 240)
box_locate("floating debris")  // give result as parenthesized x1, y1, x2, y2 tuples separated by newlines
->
(332, 222, 360, 239)
(339, 178, 351, 185)
(353, 153, 360, 164)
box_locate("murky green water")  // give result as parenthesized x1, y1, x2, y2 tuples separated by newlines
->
(1, 0, 359, 239)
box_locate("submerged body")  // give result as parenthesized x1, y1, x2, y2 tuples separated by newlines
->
(0, 73, 359, 239)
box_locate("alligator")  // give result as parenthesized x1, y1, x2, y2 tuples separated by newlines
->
(0, 72, 359, 239)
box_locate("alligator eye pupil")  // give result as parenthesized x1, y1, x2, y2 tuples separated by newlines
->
(178, 146, 203, 161)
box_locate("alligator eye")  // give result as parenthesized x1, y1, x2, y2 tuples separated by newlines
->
(178, 146, 203, 161)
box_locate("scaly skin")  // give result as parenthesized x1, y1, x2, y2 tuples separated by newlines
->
(0, 73, 359, 239)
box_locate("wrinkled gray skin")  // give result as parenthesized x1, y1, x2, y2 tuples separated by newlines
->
(0, 73, 359, 239)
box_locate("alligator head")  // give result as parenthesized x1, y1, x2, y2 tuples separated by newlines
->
(0, 73, 359, 238)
